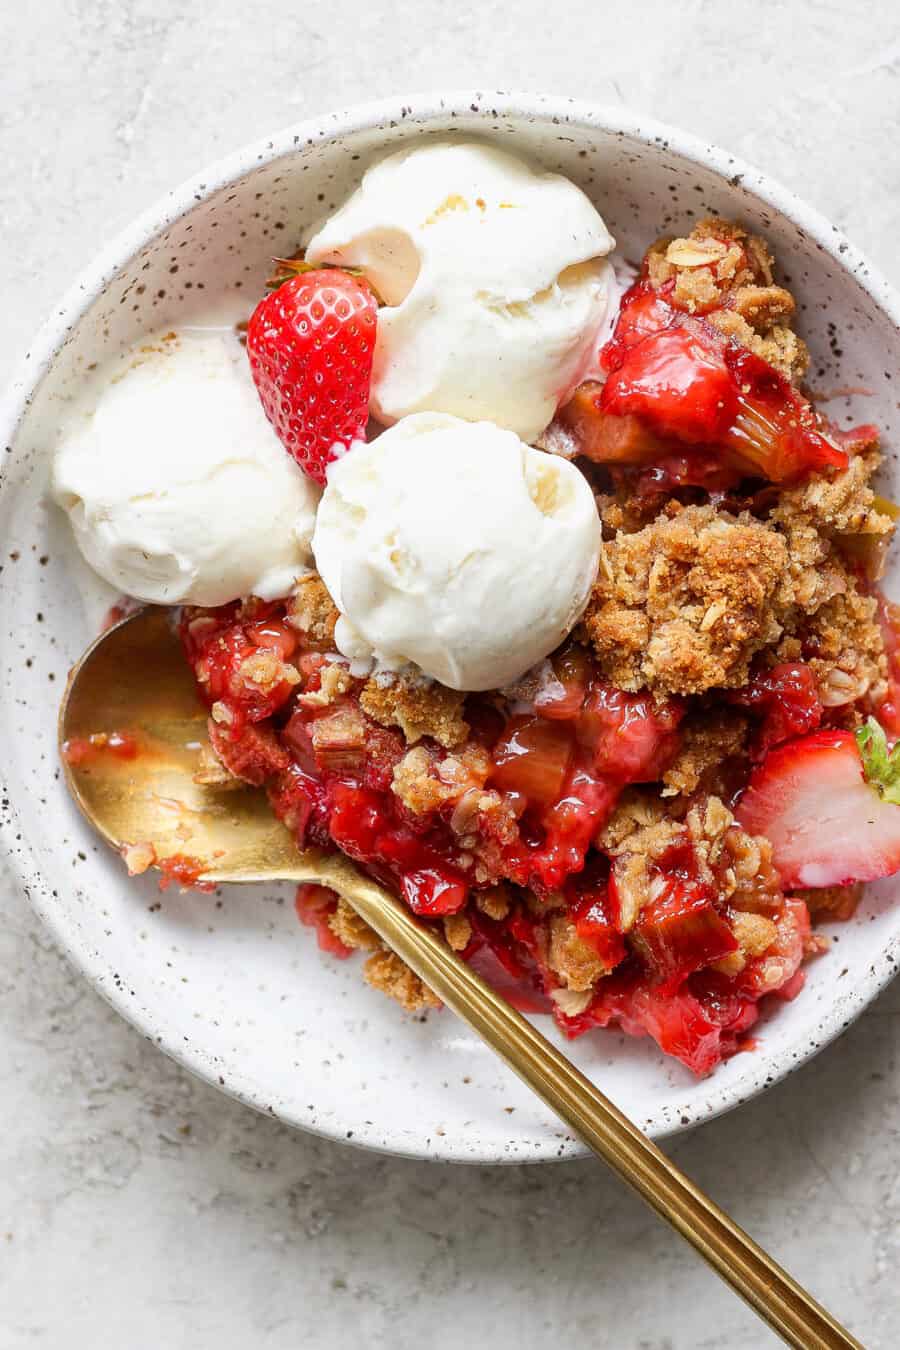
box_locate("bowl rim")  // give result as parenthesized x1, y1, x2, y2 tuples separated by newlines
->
(3, 88, 900, 1164)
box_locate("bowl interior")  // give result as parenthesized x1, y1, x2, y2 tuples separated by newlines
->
(3, 97, 900, 1161)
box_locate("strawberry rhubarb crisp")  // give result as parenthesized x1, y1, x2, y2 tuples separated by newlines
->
(54, 140, 900, 1076)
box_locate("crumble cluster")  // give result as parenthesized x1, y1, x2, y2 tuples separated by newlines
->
(582, 486, 888, 706)
(644, 217, 807, 381)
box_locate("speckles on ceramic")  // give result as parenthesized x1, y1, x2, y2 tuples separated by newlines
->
(2, 92, 900, 1165)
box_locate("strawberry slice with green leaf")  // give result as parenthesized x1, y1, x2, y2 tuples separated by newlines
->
(855, 717, 900, 803)
(735, 721, 900, 888)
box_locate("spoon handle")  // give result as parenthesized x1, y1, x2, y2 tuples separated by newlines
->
(315, 852, 861, 1350)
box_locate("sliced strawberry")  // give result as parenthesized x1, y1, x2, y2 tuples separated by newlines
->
(735, 726, 900, 887)
(247, 268, 377, 484)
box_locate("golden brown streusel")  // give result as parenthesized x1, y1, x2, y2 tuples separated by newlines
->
(238, 648, 300, 696)
(711, 911, 778, 976)
(600, 792, 782, 935)
(547, 915, 611, 990)
(776, 563, 887, 712)
(475, 884, 513, 921)
(661, 708, 751, 797)
(772, 441, 891, 540)
(794, 882, 864, 921)
(391, 744, 490, 817)
(641, 217, 809, 380)
(286, 572, 338, 647)
(360, 671, 468, 750)
(708, 310, 808, 382)
(597, 491, 665, 538)
(443, 913, 473, 951)
(299, 662, 355, 709)
(363, 950, 441, 1012)
(582, 502, 790, 695)
(598, 795, 685, 930)
(328, 897, 381, 952)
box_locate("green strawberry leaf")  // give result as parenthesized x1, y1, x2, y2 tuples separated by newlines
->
(856, 717, 900, 805)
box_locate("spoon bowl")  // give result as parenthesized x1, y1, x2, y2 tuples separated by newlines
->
(59, 608, 303, 882)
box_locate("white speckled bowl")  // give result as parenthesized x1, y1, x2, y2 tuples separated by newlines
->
(3, 92, 900, 1163)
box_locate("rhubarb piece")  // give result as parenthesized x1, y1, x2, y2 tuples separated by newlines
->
(208, 718, 290, 785)
(722, 346, 847, 482)
(631, 875, 737, 994)
(490, 716, 575, 808)
(558, 383, 667, 465)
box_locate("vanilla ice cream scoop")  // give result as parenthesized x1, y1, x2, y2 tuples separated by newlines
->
(52, 332, 319, 607)
(312, 413, 602, 691)
(305, 140, 615, 443)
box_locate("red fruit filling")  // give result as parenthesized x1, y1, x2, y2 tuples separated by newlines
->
(556, 896, 808, 1076)
(563, 278, 847, 486)
(62, 730, 139, 766)
(602, 321, 739, 445)
(728, 662, 823, 760)
(294, 883, 353, 958)
(176, 592, 835, 1074)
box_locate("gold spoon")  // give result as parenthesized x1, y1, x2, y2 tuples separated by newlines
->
(60, 608, 861, 1350)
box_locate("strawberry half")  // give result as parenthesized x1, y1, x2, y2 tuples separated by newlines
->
(247, 268, 377, 485)
(735, 722, 900, 888)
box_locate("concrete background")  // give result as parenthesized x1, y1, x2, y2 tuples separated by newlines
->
(2, 1, 899, 1345)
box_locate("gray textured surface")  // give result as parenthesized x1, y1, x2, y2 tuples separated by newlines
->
(2, 2, 899, 1345)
